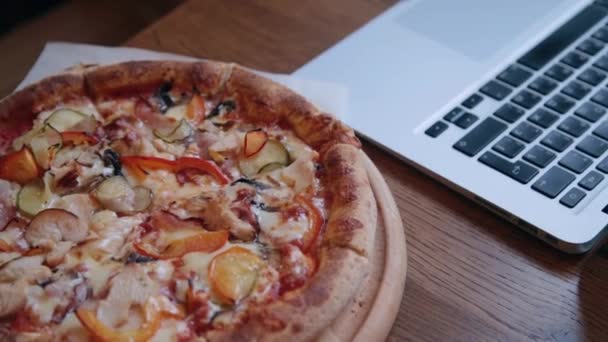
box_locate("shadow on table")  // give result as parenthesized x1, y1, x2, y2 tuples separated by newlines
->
(578, 241, 608, 341)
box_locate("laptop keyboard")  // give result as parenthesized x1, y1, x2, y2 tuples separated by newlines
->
(425, 2, 608, 209)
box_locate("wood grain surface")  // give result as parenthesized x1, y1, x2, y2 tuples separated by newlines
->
(127, 0, 608, 340)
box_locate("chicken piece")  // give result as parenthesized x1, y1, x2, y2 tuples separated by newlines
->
(0, 180, 19, 229)
(0, 255, 51, 283)
(0, 280, 27, 318)
(25, 209, 88, 249)
(86, 210, 144, 259)
(96, 264, 159, 327)
(183, 192, 256, 241)
(54, 194, 99, 221)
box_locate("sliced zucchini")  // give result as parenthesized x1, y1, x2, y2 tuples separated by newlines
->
(153, 119, 193, 143)
(28, 125, 62, 170)
(238, 140, 289, 177)
(45, 109, 88, 132)
(17, 176, 52, 217)
(132, 186, 153, 212)
(92, 176, 153, 213)
(92, 176, 135, 213)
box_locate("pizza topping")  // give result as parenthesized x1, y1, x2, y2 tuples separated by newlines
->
(153, 119, 193, 144)
(77, 295, 183, 342)
(28, 125, 62, 170)
(122, 155, 229, 185)
(25, 209, 88, 249)
(45, 109, 90, 132)
(93, 176, 152, 214)
(0, 280, 27, 318)
(207, 100, 236, 120)
(186, 94, 206, 124)
(244, 129, 268, 157)
(102, 149, 123, 176)
(61, 131, 99, 146)
(17, 175, 52, 217)
(239, 139, 289, 177)
(135, 230, 228, 260)
(0, 147, 41, 184)
(155, 82, 175, 114)
(208, 246, 262, 304)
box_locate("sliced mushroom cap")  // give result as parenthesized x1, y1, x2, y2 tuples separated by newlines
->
(25, 209, 88, 248)
(0, 280, 27, 318)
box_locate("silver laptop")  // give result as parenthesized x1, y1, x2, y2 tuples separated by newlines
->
(295, 0, 608, 253)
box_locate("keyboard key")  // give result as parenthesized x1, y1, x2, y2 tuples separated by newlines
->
(492, 136, 525, 158)
(579, 170, 604, 190)
(528, 76, 558, 95)
(575, 102, 606, 122)
(462, 93, 484, 109)
(597, 155, 608, 173)
(560, 51, 589, 69)
(532, 166, 576, 198)
(559, 150, 592, 174)
(559, 188, 586, 208)
(593, 27, 608, 43)
(561, 81, 592, 100)
(545, 94, 575, 114)
(545, 64, 573, 81)
(577, 38, 605, 56)
(512, 89, 542, 109)
(480, 80, 512, 100)
(479, 151, 538, 184)
(511, 121, 543, 143)
(541, 131, 573, 152)
(557, 116, 590, 137)
(577, 135, 608, 158)
(454, 112, 478, 129)
(494, 103, 525, 123)
(528, 108, 559, 128)
(425, 121, 448, 137)
(523, 145, 556, 168)
(591, 88, 608, 107)
(518, 6, 607, 70)
(594, 54, 608, 71)
(498, 64, 532, 87)
(594, 120, 608, 140)
(444, 107, 465, 122)
(578, 67, 606, 86)
(453, 117, 507, 157)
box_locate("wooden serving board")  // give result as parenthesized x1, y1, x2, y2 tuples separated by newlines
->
(318, 152, 408, 341)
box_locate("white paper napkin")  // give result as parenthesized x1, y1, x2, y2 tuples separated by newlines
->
(18, 42, 349, 121)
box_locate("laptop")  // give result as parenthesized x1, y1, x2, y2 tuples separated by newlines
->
(295, 0, 608, 253)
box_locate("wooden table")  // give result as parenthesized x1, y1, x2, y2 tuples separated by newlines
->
(128, 1, 608, 340)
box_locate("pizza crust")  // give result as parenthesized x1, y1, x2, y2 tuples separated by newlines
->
(0, 60, 377, 341)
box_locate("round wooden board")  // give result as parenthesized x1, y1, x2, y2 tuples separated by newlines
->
(318, 152, 407, 342)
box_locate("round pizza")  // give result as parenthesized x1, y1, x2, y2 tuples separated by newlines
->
(0, 61, 376, 341)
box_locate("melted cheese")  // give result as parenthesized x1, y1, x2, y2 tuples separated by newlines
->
(255, 207, 308, 244)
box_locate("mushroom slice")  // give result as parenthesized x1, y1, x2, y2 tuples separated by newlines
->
(25, 209, 88, 248)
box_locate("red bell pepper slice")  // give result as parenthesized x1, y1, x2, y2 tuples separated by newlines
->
(121, 155, 229, 185)
(134, 230, 229, 260)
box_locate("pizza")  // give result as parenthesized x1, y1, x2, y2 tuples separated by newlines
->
(0, 61, 376, 341)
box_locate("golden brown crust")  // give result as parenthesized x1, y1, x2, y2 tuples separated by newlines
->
(0, 60, 377, 341)
(224, 66, 361, 155)
(322, 144, 376, 257)
(84, 60, 233, 99)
